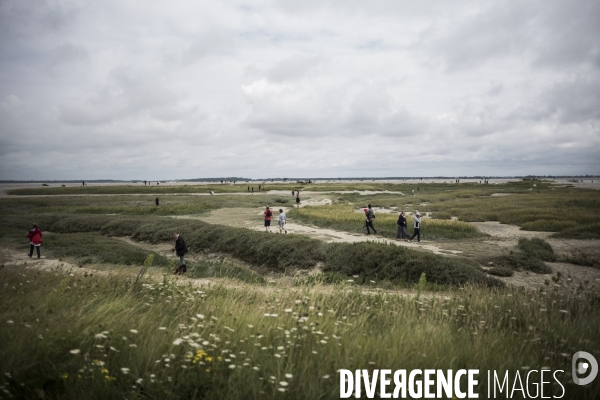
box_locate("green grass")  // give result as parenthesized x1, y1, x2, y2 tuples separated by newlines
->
(187, 259, 266, 284)
(42, 233, 171, 266)
(5, 180, 600, 237)
(334, 181, 600, 238)
(288, 204, 484, 240)
(0, 194, 292, 216)
(518, 238, 556, 262)
(0, 267, 598, 399)
(0, 214, 498, 287)
(483, 238, 556, 276)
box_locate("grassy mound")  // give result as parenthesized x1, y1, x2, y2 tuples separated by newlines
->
(518, 237, 556, 261)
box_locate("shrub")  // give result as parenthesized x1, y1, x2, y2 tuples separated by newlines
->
(324, 242, 502, 287)
(518, 238, 556, 262)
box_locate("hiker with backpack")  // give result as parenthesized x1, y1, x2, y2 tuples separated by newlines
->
(365, 204, 377, 235)
(264, 206, 273, 232)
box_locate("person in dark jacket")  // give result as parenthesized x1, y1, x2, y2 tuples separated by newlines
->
(396, 211, 408, 241)
(365, 204, 377, 234)
(27, 224, 43, 258)
(155, 197, 159, 206)
(171, 233, 188, 274)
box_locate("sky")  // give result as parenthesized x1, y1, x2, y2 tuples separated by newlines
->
(0, 0, 599, 180)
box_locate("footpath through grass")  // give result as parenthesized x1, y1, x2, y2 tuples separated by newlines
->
(0, 214, 499, 287)
(1, 267, 598, 399)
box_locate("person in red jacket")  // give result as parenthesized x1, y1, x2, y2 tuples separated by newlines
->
(27, 224, 43, 258)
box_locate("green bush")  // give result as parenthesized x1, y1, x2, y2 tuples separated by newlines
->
(518, 238, 556, 262)
(551, 223, 600, 239)
(324, 242, 501, 287)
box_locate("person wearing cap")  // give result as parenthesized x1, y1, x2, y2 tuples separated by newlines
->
(409, 212, 421, 243)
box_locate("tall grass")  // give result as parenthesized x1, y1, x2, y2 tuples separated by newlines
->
(0, 267, 598, 399)
(0, 194, 292, 216)
(335, 181, 600, 238)
(288, 204, 483, 240)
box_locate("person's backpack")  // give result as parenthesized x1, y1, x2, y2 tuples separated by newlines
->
(266, 210, 272, 217)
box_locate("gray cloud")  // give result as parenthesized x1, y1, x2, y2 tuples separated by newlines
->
(0, 0, 598, 180)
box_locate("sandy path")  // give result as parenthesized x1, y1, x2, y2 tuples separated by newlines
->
(0, 248, 452, 299)
(175, 207, 463, 256)
(471, 221, 553, 240)
(170, 207, 600, 293)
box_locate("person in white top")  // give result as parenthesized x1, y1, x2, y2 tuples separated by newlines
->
(409, 212, 421, 243)
(278, 209, 288, 234)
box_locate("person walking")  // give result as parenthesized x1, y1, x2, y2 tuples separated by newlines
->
(155, 197, 159, 206)
(396, 211, 408, 241)
(365, 204, 377, 235)
(295, 191, 300, 208)
(27, 224, 43, 258)
(264, 206, 273, 232)
(409, 212, 421, 243)
(278, 209, 288, 234)
(171, 233, 188, 274)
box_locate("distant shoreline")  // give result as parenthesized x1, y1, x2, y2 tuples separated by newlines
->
(1, 175, 598, 184)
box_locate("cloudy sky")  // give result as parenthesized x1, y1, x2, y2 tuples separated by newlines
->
(1, 0, 599, 180)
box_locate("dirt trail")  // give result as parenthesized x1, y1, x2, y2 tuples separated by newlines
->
(175, 207, 462, 256)
(171, 207, 600, 293)
(0, 248, 451, 299)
